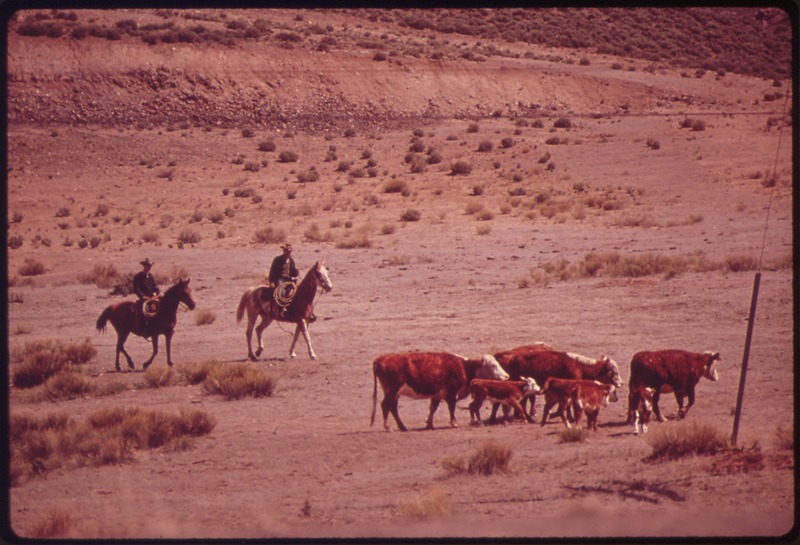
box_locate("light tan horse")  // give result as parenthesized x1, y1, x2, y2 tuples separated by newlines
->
(236, 261, 332, 361)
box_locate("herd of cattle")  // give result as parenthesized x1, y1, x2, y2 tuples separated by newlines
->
(370, 344, 721, 435)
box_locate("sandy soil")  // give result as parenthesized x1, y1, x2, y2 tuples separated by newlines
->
(5, 8, 795, 541)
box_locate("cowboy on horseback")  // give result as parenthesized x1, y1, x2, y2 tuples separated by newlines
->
(133, 257, 161, 336)
(267, 244, 300, 318)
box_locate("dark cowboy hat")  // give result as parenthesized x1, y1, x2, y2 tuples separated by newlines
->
(281, 243, 293, 252)
(140, 258, 155, 266)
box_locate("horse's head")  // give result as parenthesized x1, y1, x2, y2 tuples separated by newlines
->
(313, 261, 333, 293)
(176, 278, 196, 310)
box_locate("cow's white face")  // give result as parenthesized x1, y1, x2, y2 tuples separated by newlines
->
(521, 376, 541, 394)
(602, 356, 624, 389)
(481, 354, 509, 380)
(606, 385, 619, 403)
(704, 351, 720, 381)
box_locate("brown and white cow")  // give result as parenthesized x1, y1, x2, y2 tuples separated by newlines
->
(468, 377, 541, 425)
(629, 385, 655, 435)
(493, 346, 622, 418)
(540, 378, 618, 429)
(627, 349, 720, 422)
(370, 352, 508, 432)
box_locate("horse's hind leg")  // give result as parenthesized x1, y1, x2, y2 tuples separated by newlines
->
(116, 332, 135, 371)
(142, 335, 159, 369)
(254, 316, 271, 359)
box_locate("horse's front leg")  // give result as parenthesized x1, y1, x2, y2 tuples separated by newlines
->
(165, 331, 174, 367)
(289, 320, 316, 360)
(142, 334, 159, 369)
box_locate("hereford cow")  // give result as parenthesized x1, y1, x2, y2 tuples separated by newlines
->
(468, 377, 541, 425)
(370, 352, 508, 432)
(627, 349, 720, 422)
(629, 385, 655, 435)
(493, 347, 622, 418)
(540, 378, 618, 429)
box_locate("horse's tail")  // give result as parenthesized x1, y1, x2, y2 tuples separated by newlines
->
(370, 364, 378, 427)
(236, 289, 250, 323)
(96, 306, 112, 333)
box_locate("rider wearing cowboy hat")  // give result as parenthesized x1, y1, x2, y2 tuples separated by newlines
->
(133, 258, 161, 335)
(267, 244, 315, 322)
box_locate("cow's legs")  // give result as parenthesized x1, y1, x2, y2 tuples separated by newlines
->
(142, 334, 159, 369)
(652, 389, 665, 422)
(508, 398, 533, 424)
(445, 396, 458, 428)
(469, 398, 483, 424)
(677, 388, 695, 418)
(426, 398, 442, 429)
(382, 394, 407, 432)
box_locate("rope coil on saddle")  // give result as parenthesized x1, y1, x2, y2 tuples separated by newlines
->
(274, 282, 297, 307)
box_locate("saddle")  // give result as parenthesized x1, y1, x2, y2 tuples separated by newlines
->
(260, 282, 296, 315)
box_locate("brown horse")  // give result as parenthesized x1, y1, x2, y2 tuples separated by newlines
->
(236, 261, 332, 361)
(96, 278, 196, 371)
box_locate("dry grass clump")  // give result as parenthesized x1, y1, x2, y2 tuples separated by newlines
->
(558, 427, 589, 443)
(19, 258, 47, 276)
(194, 308, 216, 326)
(12, 339, 96, 389)
(253, 226, 287, 245)
(30, 507, 75, 538)
(773, 424, 793, 451)
(336, 224, 373, 249)
(142, 366, 178, 388)
(441, 440, 513, 476)
(646, 420, 728, 461)
(202, 362, 276, 400)
(10, 407, 216, 485)
(178, 359, 219, 385)
(401, 488, 454, 520)
(78, 263, 120, 288)
(531, 251, 742, 284)
(40, 370, 95, 401)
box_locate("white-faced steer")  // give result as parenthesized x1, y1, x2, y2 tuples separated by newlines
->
(493, 346, 622, 418)
(370, 352, 508, 432)
(468, 377, 541, 425)
(627, 349, 720, 422)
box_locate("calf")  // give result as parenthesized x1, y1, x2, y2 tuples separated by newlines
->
(468, 377, 541, 425)
(629, 386, 655, 435)
(540, 378, 618, 429)
(493, 347, 622, 418)
(370, 352, 508, 432)
(627, 350, 720, 422)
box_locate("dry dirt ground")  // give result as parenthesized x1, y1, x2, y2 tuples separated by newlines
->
(5, 8, 796, 541)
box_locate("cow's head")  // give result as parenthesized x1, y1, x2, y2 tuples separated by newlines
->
(520, 376, 541, 394)
(480, 354, 510, 381)
(703, 351, 720, 381)
(599, 356, 624, 389)
(632, 387, 654, 434)
(605, 384, 619, 404)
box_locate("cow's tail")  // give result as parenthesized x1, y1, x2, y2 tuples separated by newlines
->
(370, 367, 378, 427)
(96, 306, 112, 333)
(235, 289, 250, 323)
